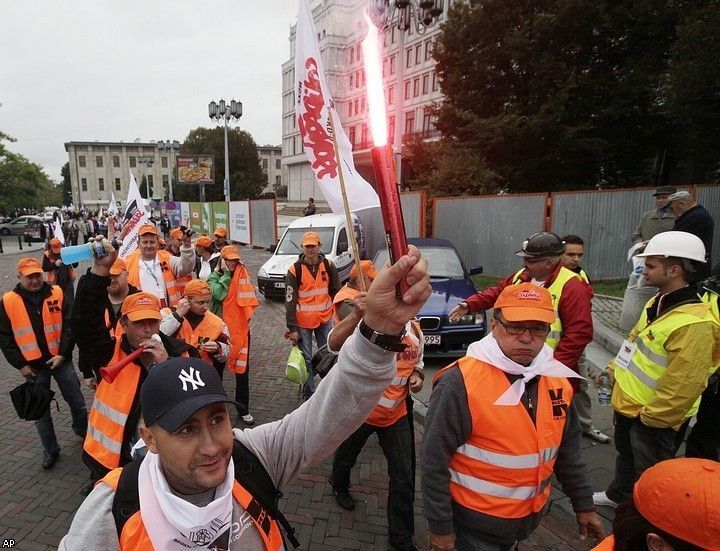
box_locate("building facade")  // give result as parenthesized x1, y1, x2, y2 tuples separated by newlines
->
(281, 0, 448, 201)
(257, 144, 284, 194)
(64, 140, 180, 209)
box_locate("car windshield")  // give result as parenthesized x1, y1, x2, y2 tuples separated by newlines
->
(375, 245, 466, 278)
(276, 227, 335, 255)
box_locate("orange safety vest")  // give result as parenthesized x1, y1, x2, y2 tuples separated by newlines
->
(332, 285, 359, 323)
(434, 357, 573, 519)
(104, 307, 125, 339)
(289, 262, 333, 329)
(224, 264, 258, 374)
(125, 249, 182, 307)
(366, 321, 422, 428)
(591, 535, 615, 551)
(100, 468, 284, 551)
(2, 285, 64, 361)
(176, 310, 226, 365)
(43, 251, 76, 284)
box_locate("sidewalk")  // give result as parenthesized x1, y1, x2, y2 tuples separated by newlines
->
(0, 236, 45, 256)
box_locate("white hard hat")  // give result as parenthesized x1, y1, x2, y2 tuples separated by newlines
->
(636, 231, 706, 263)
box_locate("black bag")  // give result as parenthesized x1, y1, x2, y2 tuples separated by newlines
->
(312, 344, 338, 379)
(9, 380, 56, 421)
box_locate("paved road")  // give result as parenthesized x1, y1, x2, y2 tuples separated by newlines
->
(0, 245, 618, 550)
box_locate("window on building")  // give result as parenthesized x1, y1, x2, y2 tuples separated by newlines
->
(81, 178, 87, 191)
(360, 96, 365, 113)
(276, 175, 281, 188)
(415, 44, 422, 65)
(432, 71, 438, 91)
(98, 178, 105, 191)
(404, 80, 411, 100)
(391, 26, 396, 44)
(96, 155, 103, 168)
(129, 156, 136, 167)
(354, 98, 359, 114)
(355, 71, 360, 88)
(388, 116, 395, 144)
(404, 111, 415, 135)
(423, 74, 429, 95)
(112, 155, 120, 168)
(423, 108, 433, 135)
(350, 46, 355, 63)
(413, 78, 420, 97)
(356, 44, 362, 63)
(263, 158, 269, 170)
(349, 126, 356, 145)
(388, 85, 394, 105)
(360, 124, 368, 145)
(78, 155, 86, 167)
(425, 39, 433, 60)
(162, 175, 169, 190)
(361, 69, 365, 86)
(383, 58, 388, 78)
(276, 158, 281, 169)
(147, 175, 153, 192)
(390, 55, 396, 75)
(406, 48, 412, 68)
(115, 178, 121, 191)
(349, 74, 353, 89)
(348, 101, 353, 117)
(161, 156, 168, 168)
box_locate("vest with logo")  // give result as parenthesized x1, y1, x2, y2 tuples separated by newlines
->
(434, 357, 573, 519)
(289, 261, 333, 329)
(177, 311, 225, 365)
(224, 264, 259, 374)
(366, 321, 422, 428)
(612, 298, 718, 418)
(126, 249, 182, 307)
(512, 266, 579, 349)
(99, 470, 285, 551)
(332, 285, 360, 323)
(3, 285, 64, 361)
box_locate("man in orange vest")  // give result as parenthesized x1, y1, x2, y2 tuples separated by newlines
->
(208, 245, 259, 425)
(285, 231, 340, 398)
(42, 237, 77, 301)
(60, 244, 433, 551)
(0, 257, 87, 470)
(125, 223, 195, 308)
(423, 283, 603, 550)
(160, 279, 230, 378)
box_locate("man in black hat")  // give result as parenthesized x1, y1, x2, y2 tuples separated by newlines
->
(631, 186, 677, 244)
(666, 190, 715, 281)
(59, 246, 431, 550)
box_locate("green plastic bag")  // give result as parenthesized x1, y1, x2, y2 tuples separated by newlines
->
(286, 346, 308, 385)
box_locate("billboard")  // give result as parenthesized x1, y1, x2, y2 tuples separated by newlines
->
(177, 156, 214, 184)
(229, 201, 251, 243)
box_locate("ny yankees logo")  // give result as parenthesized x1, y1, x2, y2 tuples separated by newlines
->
(178, 366, 205, 391)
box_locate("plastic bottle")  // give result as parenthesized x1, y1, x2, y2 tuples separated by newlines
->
(60, 241, 112, 264)
(598, 370, 612, 406)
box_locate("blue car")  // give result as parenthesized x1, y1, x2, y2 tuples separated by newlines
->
(374, 237, 485, 357)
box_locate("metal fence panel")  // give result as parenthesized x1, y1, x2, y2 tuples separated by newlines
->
(249, 199, 276, 249)
(434, 194, 547, 276)
(400, 192, 424, 238)
(696, 185, 720, 267)
(552, 189, 658, 279)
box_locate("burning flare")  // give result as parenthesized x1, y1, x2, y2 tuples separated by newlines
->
(362, 10, 387, 147)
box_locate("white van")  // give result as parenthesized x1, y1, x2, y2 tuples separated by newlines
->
(257, 213, 365, 298)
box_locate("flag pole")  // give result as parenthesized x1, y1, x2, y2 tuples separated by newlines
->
(327, 107, 366, 292)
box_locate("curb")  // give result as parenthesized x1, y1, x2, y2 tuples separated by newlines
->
(593, 317, 624, 357)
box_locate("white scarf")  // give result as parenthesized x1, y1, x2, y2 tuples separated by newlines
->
(466, 334, 583, 405)
(138, 451, 235, 550)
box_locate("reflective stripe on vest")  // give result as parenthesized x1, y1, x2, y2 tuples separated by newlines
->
(441, 357, 572, 519)
(2, 286, 64, 361)
(613, 300, 718, 418)
(291, 261, 334, 328)
(224, 265, 258, 375)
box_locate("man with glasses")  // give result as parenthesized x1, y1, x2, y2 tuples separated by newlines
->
(424, 283, 603, 550)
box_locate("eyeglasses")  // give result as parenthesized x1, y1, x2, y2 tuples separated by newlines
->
(494, 317, 550, 338)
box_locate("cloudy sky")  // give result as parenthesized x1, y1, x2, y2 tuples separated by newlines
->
(0, 0, 300, 182)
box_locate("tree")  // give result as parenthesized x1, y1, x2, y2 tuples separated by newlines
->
(179, 127, 265, 201)
(61, 162, 73, 205)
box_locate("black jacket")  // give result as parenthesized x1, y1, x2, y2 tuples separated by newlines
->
(673, 204, 715, 280)
(0, 283, 74, 370)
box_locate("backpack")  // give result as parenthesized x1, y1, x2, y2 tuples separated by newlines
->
(293, 257, 331, 289)
(111, 440, 299, 548)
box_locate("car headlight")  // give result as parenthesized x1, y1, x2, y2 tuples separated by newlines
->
(449, 314, 483, 326)
(258, 267, 268, 278)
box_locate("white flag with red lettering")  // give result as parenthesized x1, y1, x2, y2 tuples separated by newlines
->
(118, 170, 151, 259)
(295, 0, 379, 213)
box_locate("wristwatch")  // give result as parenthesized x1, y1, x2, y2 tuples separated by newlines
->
(358, 319, 407, 352)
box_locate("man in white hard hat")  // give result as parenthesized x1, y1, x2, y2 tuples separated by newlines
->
(593, 231, 720, 508)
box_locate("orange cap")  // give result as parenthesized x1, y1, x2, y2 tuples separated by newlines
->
(301, 231, 321, 246)
(121, 292, 162, 321)
(493, 283, 555, 324)
(634, 458, 720, 550)
(350, 260, 378, 280)
(213, 226, 228, 238)
(168, 228, 184, 239)
(220, 245, 241, 260)
(195, 235, 214, 249)
(184, 279, 211, 297)
(49, 238, 63, 252)
(109, 258, 127, 276)
(138, 223, 157, 236)
(17, 258, 42, 276)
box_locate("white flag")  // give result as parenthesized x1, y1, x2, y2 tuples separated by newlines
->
(295, 0, 379, 213)
(52, 220, 65, 244)
(108, 192, 119, 216)
(118, 170, 151, 259)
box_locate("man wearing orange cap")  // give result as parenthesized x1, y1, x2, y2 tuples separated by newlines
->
(213, 226, 229, 252)
(285, 230, 340, 398)
(332, 260, 377, 323)
(125, 223, 195, 308)
(42, 237, 77, 300)
(194, 234, 221, 281)
(208, 245, 259, 425)
(0, 257, 87, 470)
(165, 227, 185, 255)
(160, 279, 230, 378)
(423, 283, 603, 550)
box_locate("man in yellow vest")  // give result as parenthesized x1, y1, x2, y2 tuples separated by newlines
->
(125, 223, 195, 308)
(593, 231, 720, 509)
(0, 257, 87, 470)
(285, 231, 340, 398)
(424, 283, 603, 550)
(60, 244, 434, 551)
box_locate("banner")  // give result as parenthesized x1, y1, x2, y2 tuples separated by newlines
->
(229, 201, 250, 243)
(52, 220, 65, 244)
(180, 202, 190, 227)
(177, 156, 214, 184)
(295, 0, 379, 214)
(108, 192, 119, 216)
(189, 202, 204, 234)
(211, 202, 229, 235)
(118, 170, 151, 259)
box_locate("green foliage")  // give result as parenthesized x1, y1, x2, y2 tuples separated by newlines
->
(61, 162, 73, 206)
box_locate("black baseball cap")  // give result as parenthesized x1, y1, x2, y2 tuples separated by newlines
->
(141, 357, 238, 432)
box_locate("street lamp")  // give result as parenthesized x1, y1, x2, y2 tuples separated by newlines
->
(138, 155, 155, 199)
(208, 99, 243, 202)
(156, 139, 181, 201)
(370, 0, 444, 186)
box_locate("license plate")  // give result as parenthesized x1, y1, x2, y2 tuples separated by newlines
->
(424, 335, 441, 345)
(274, 282, 285, 289)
